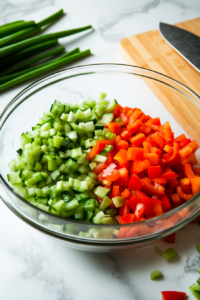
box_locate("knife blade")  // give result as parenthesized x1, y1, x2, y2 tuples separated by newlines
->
(159, 22, 200, 72)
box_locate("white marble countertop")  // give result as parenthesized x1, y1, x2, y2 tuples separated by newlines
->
(1, 1, 200, 299)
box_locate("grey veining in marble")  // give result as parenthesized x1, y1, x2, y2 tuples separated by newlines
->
(1, 1, 200, 300)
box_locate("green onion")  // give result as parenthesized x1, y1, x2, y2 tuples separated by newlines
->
(190, 284, 200, 292)
(0, 20, 36, 38)
(189, 287, 200, 300)
(162, 248, 177, 262)
(0, 25, 92, 59)
(0, 26, 41, 48)
(155, 246, 163, 256)
(198, 267, 200, 273)
(0, 47, 80, 84)
(150, 270, 162, 280)
(0, 9, 64, 48)
(196, 245, 200, 253)
(0, 49, 91, 92)
(37, 9, 64, 27)
(0, 20, 24, 29)
(197, 278, 200, 284)
(0, 45, 65, 76)
(0, 39, 59, 70)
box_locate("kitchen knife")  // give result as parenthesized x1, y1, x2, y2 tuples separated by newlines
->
(159, 22, 200, 72)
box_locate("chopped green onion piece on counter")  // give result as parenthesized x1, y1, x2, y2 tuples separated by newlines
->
(189, 287, 200, 300)
(190, 283, 200, 292)
(162, 248, 177, 262)
(150, 270, 162, 280)
(198, 268, 200, 273)
(197, 278, 200, 284)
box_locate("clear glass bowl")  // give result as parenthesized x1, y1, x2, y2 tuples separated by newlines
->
(0, 64, 200, 252)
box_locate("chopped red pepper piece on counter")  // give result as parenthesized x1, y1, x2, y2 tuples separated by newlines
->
(161, 291, 186, 300)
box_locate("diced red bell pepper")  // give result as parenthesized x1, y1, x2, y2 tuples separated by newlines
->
(102, 167, 121, 182)
(151, 132, 165, 149)
(171, 193, 181, 203)
(191, 177, 200, 195)
(141, 178, 165, 195)
(148, 165, 162, 179)
(114, 149, 128, 165)
(144, 153, 160, 165)
(162, 142, 179, 164)
(161, 291, 186, 300)
(120, 130, 131, 141)
(115, 135, 122, 144)
(106, 149, 117, 165)
(128, 174, 143, 190)
(118, 168, 129, 187)
(107, 122, 121, 134)
(153, 204, 164, 216)
(96, 139, 114, 153)
(88, 146, 98, 161)
(175, 134, 187, 144)
(159, 121, 174, 142)
(112, 104, 124, 118)
(177, 186, 193, 201)
(179, 138, 191, 148)
(120, 112, 128, 125)
(121, 188, 131, 199)
(161, 194, 172, 212)
(143, 142, 152, 154)
(152, 177, 166, 185)
(163, 232, 176, 243)
(112, 185, 120, 198)
(128, 195, 140, 212)
(163, 144, 173, 154)
(93, 162, 107, 174)
(126, 109, 134, 118)
(179, 152, 197, 165)
(120, 213, 134, 224)
(129, 133, 146, 147)
(128, 109, 143, 123)
(127, 120, 143, 135)
(150, 147, 162, 156)
(145, 117, 161, 129)
(119, 201, 130, 216)
(162, 171, 179, 182)
(133, 203, 146, 221)
(183, 163, 195, 179)
(179, 141, 198, 158)
(116, 140, 129, 150)
(127, 147, 144, 161)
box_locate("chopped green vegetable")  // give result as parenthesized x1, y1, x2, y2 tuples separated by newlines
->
(189, 287, 200, 300)
(162, 248, 177, 262)
(198, 268, 200, 273)
(196, 245, 200, 253)
(197, 278, 200, 284)
(7, 96, 118, 224)
(150, 270, 162, 280)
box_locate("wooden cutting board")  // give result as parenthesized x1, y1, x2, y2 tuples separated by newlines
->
(119, 18, 200, 145)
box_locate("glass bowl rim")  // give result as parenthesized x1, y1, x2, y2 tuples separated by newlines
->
(1, 62, 200, 230)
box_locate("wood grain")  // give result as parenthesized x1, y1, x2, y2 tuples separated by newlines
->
(119, 18, 200, 145)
